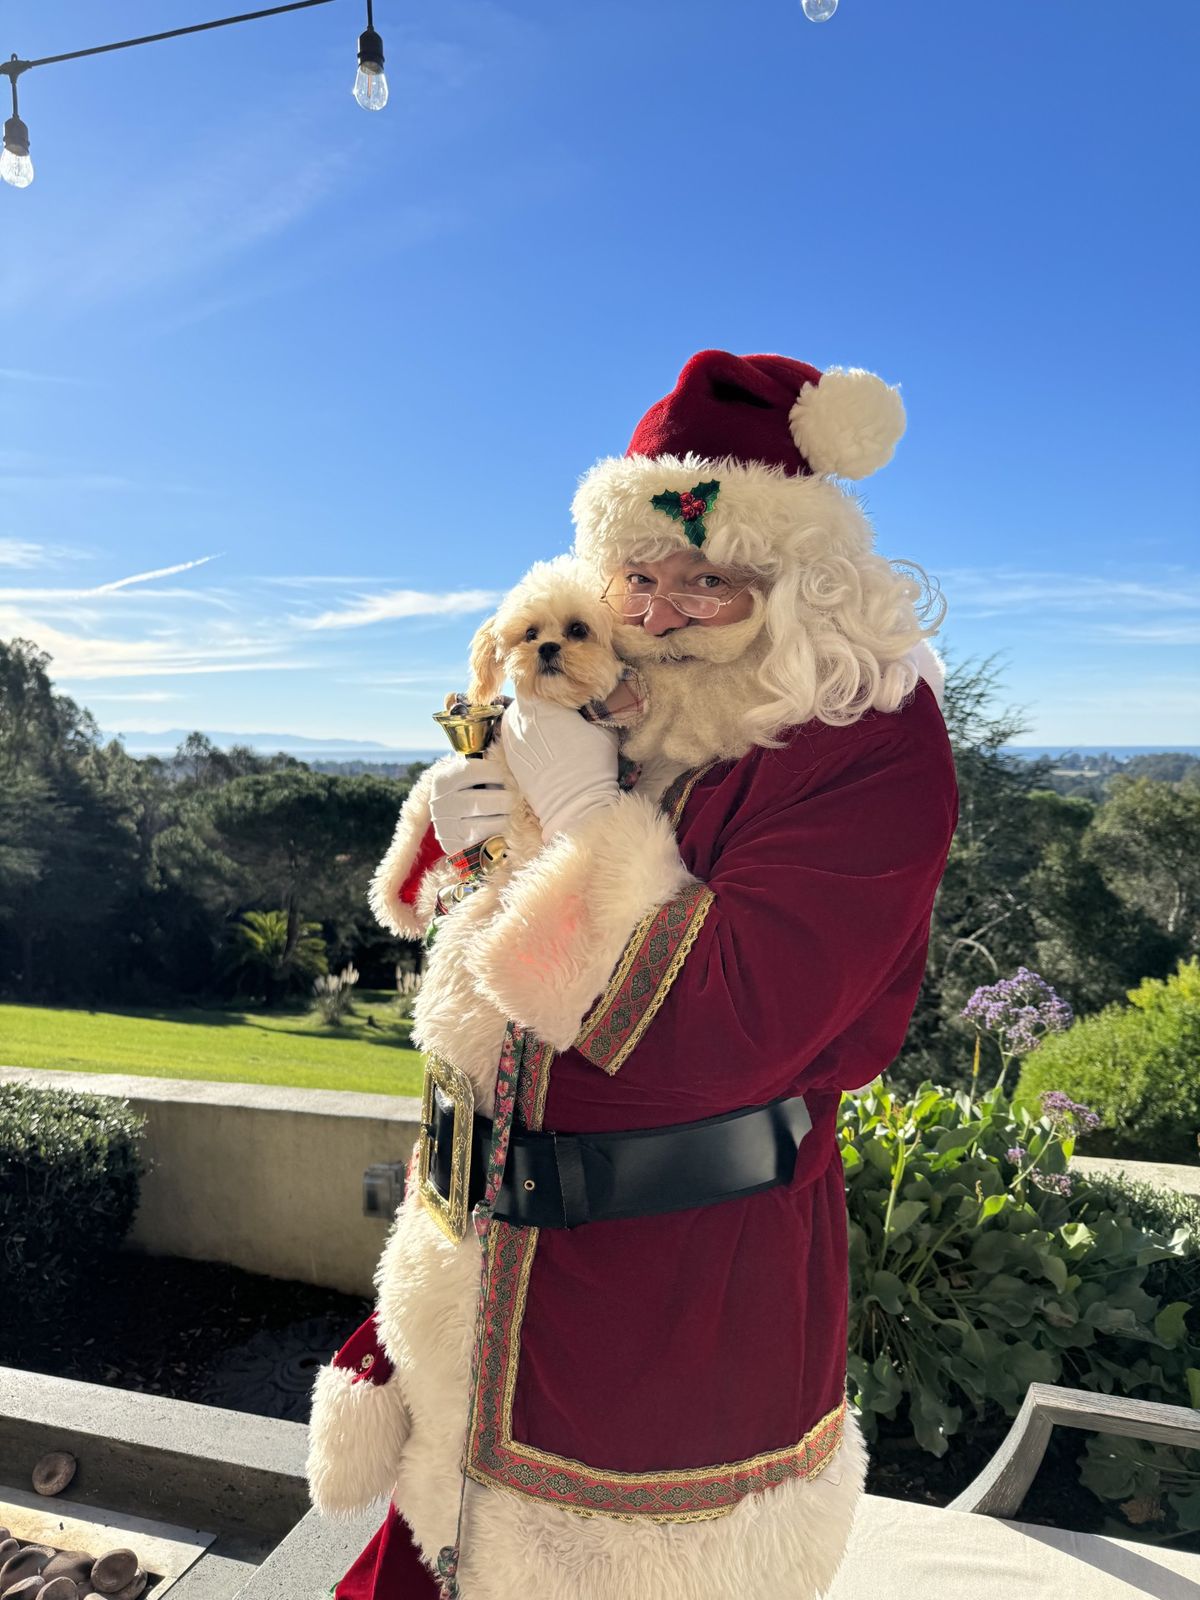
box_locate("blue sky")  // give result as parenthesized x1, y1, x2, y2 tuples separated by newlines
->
(1, 0, 1197, 748)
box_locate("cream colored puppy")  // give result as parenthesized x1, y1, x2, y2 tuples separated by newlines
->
(467, 555, 625, 714)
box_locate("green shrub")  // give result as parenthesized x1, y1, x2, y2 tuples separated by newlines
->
(842, 1079, 1200, 1540)
(1015, 959, 1200, 1164)
(0, 1085, 145, 1312)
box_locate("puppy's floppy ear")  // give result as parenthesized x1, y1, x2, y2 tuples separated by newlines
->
(467, 618, 505, 705)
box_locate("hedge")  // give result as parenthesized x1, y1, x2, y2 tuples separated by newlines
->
(0, 1084, 145, 1311)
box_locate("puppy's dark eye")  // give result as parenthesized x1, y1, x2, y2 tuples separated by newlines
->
(565, 621, 590, 641)
(524, 626, 538, 642)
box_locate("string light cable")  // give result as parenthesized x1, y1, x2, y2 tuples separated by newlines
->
(1, 0, 387, 190)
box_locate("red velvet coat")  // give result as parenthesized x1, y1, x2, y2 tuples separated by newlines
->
(332, 677, 957, 1590)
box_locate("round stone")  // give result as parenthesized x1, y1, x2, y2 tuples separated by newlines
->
(4, 1577, 50, 1599)
(32, 1450, 78, 1496)
(43, 1554, 93, 1584)
(0, 1542, 19, 1564)
(107, 1575, 147, 1600)
(42, 1579, 82, 1600)
(0, 1544, 52, 1589)
(88, 1551, 138, 1594)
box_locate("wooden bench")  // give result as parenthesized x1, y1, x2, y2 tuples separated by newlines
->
(828, 1384, 1200, 1599)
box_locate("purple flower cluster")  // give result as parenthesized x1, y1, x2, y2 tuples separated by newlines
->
(1039, 1090, 1102, 1131)
(1031, 1170, 1074, 1196)
(1005, 1145, 1028, 1165)
(961, 967, 1074, 1055)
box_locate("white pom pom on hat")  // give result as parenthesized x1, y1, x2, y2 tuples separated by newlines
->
(789, 366, 906, 480)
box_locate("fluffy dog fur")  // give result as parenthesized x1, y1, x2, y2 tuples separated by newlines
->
(466, 556, 625, 713)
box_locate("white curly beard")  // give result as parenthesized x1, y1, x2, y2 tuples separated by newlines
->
(613, 600, 778, 774)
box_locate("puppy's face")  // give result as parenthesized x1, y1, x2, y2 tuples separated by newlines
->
(499, 594, 621, 710)
(469, 568, 624, 711)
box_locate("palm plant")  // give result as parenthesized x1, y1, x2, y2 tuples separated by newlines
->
(224, 908, 327, 1006)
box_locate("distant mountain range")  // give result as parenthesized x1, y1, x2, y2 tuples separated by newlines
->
(104, 729, 1200, 764)
(104, 728, 442, 762)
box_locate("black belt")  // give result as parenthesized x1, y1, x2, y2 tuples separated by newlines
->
(424, 1089, 812, 1231)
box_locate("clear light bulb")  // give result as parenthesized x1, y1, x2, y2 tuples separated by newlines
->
(354, 26, 388, 111)
(0, 146, 33, 188)
(1, 116, 33, 188)
(353, 61, 388, 110)
(801, 0, 839, 19)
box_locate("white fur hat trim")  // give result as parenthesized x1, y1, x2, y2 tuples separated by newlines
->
(789, 367, 906, 479)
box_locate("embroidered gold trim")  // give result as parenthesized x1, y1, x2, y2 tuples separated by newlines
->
(575, 902, 661, 1041)
(663, 760, 718, 827)
(582, 886, 715, 1075)
(468, 751, 842, 1522)
(466, 1221, 847, 1520)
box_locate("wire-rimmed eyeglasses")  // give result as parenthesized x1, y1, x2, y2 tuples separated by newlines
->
(600, 576, 753, 621)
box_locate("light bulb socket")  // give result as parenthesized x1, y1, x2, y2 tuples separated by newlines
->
(3, 114, 29, 157)
(357, 27, 384, 69)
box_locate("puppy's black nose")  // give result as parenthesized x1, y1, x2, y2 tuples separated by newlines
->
(538, 642, 561, 660)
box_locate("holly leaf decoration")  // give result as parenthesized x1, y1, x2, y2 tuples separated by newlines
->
(649, 480, 721, 547)
(650, 490, 684, 521)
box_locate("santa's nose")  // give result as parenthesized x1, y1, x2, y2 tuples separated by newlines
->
(538, 641, 561, 660)
(641, 595, 689, 636)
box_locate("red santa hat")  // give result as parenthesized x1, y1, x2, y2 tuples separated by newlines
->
(572, 349, 906, 575)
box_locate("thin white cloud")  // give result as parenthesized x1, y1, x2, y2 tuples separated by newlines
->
(0, 612, 308, 681)
(304, 588, 501, 630)
(0, 367, 91, 386)
(0, 539, 54, 569)
(940, 567, 1200, 615)
(78, 691, 182, 703)
(1091, 622, 1200, 645)
(96, 556, 218, 593)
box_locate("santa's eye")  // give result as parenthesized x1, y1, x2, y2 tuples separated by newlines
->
(524, 626, 538, 642)
(566, 621, 590, 641)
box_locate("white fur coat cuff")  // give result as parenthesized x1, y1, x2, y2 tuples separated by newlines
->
(471, 792, 697, 1051)
(368, 760, 453, 940)
(306, 1362, 411, 1516)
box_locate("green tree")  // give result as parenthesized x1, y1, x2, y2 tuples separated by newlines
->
(1024, 789, 1179, 1016)
(1086, 777, 1200, 951)
(0, 640, 139, 997)
(224, 909, 327, 1005)
(898, 653, 1051, 1088)
(156, 767, 405, 976)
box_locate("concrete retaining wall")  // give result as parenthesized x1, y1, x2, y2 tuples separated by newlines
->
(3, 1067, 1196, 1297)
(0, 1069, 422, 1297)
(1070, 1153, 1200, 1197)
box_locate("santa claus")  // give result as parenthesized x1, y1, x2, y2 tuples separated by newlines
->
(307, 349, 959, 1600)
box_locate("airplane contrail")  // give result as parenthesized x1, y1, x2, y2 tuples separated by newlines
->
(95, 554, 219, 593)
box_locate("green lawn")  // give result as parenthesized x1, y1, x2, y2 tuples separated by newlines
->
(0, 993, 425, 1096)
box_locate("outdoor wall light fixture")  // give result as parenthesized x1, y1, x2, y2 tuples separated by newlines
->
(0, 0, 387, 192)
(354, 0, 388, 110)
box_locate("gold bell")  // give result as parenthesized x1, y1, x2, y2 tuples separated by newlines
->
(433, 692, 506, 758)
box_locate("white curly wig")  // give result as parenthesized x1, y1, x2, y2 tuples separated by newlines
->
(571, 452, 945, 744)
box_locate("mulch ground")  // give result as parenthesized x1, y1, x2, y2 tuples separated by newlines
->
(0, 1251, 369, 1420)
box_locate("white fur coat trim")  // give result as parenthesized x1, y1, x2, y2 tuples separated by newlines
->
(908, 639, 946, 709)
(306, 1363, 412, 1517)
(572, 451, 875, 578)
(368, 759, 454, 940)
(471, 792, 696, 1051)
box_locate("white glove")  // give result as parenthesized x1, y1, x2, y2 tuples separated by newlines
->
(499, 694, 619, 844)
(428, 743, 515, 855)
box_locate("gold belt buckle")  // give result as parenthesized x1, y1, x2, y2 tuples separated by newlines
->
(418, 1053, 475, 1242)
